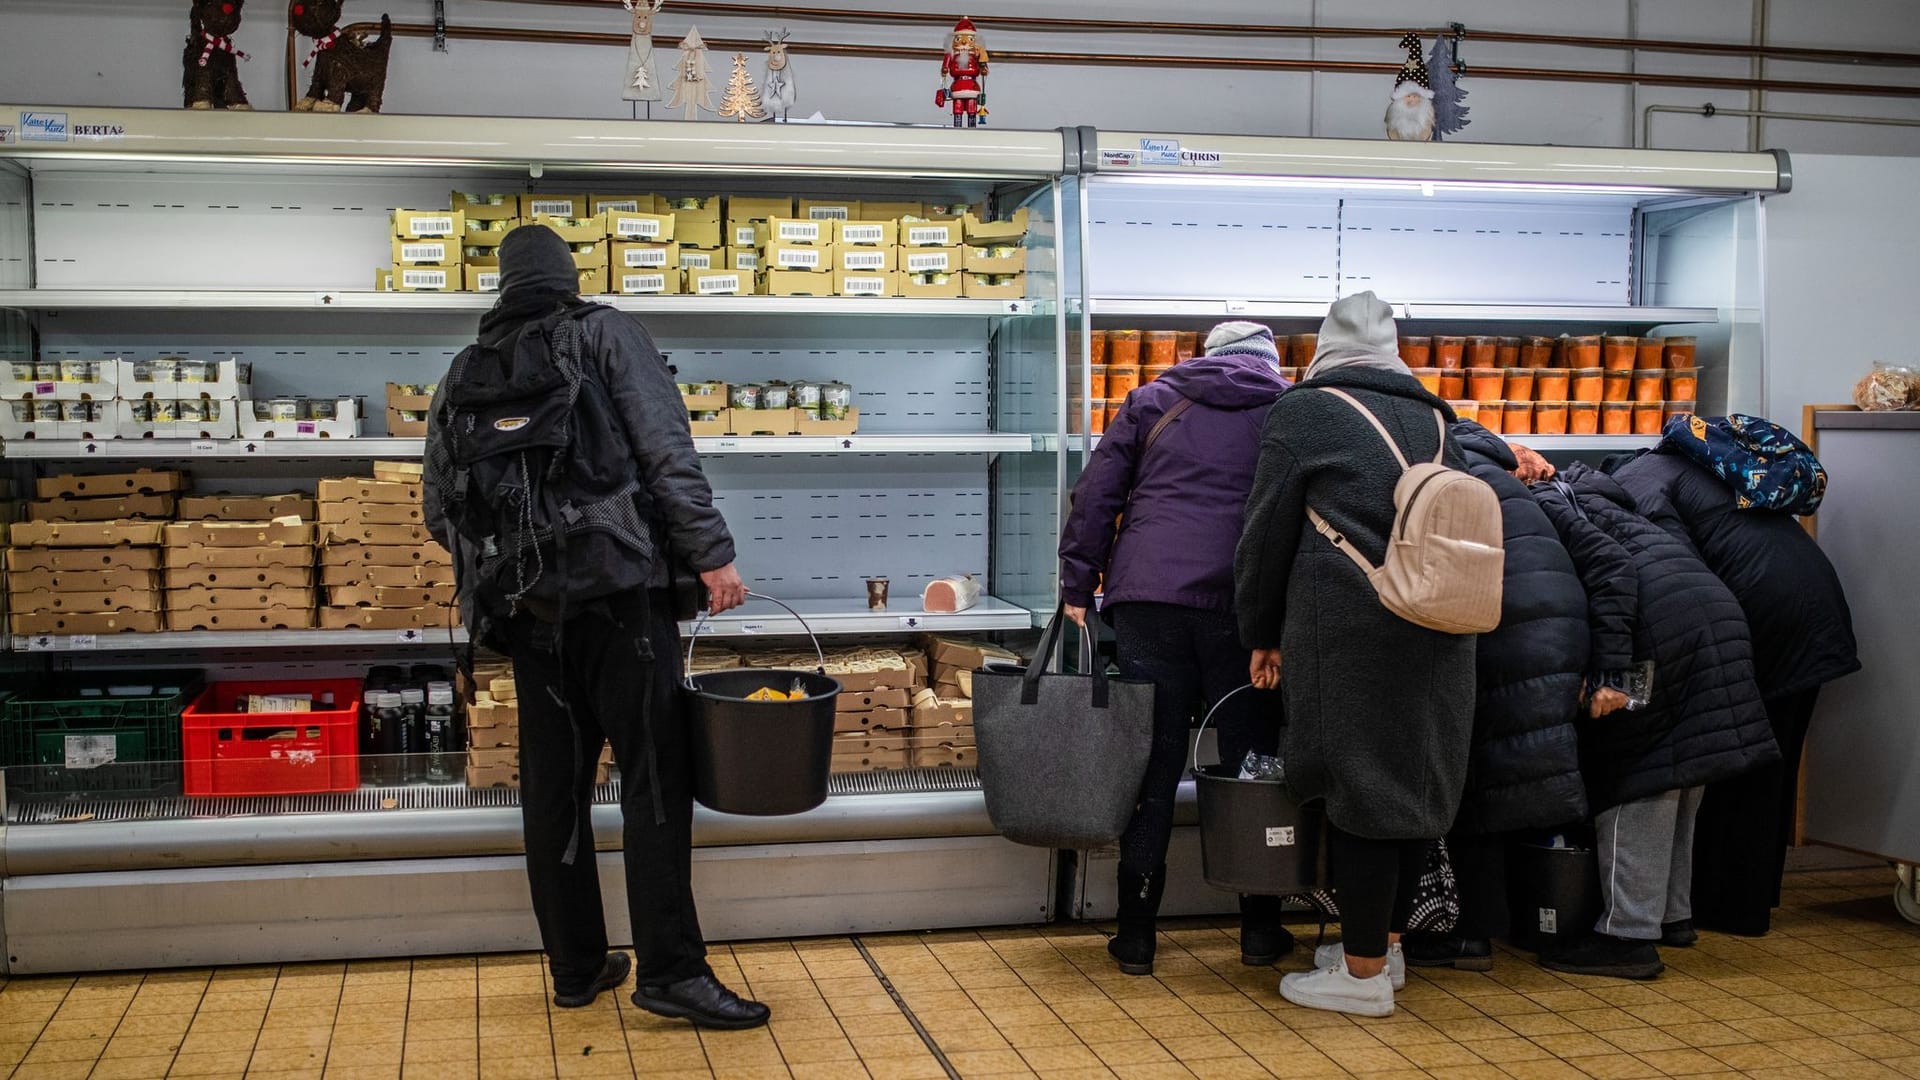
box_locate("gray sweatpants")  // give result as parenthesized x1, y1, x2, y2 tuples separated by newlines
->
(1595, 786, 1706, 941)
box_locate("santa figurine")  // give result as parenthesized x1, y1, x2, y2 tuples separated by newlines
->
(1385, 32, 1436, 141)
(936, 17, 989, 128)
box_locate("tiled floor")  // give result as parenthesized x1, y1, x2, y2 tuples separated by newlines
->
(2, 861, 1918, 1079)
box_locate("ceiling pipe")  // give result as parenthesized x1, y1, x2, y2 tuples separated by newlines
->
(474, 0, 1920, 69)
(1643, 102, 1920, 149)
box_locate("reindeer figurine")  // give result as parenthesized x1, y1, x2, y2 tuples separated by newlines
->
(183, 0, 253, 110)
(289, 1, 393, 113)
(760, 29, 797, 123)
(622, 0, 665, 110)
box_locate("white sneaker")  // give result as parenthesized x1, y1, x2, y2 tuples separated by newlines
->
(1313, 941, 1406, 990)
(1281, 957, 1395, 1018)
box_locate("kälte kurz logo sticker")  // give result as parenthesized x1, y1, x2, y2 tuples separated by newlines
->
(19, 111, 70, 142)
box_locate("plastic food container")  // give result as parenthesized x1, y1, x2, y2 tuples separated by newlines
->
(1089, 330, 1109, 364)
(1145, 330, 1179, 365)
(1569, 368, 1603, 403)
(1633, 369, 1667, 404)
(1665, 399, 1697, 425)
(1503, 367, 1536, 402)
(1636, 338, 1665, 370)
(1535, 369, 1571, 401)
(1108, 329, 1142, 364)
(1520, 336, 1555, 368)
(1534, 401, 1570, 435)
(1277, 367, 1301, 383)
(1603, 336, 1639, 372)
(1504, 402, 1535, 436)
(1398, 336, 1432, 366)
(1633, 401, 1666, 435)
(1107, 364, 1142, 397)
(1176, 331, 1200, 360)
(1290, 334, 1317, 366)
(1467, 367, 1505, 401)
(1569, 402, 1600, 434)
(1497, 337, 1523, 367)
(1088, 365, 1109, 399)
(1412, 367, 1443, 395)
(1667, 367, 1699, 401)
(1603, 371, 1632, 403)
(1564, 335, 1602, 367)
(1662, 336, 1698, 369)
(1602, 401, 1633, 435)
(1143, 363, 1175, 385)
(1104, 399, 1123, 429)
(1433, 336, 1467, 370)
(1449, 400, 1480, 423)
(1465, 336, 1500, 368)
(1477, 400, 1505, 434)
(1438, 371, 1466, 399)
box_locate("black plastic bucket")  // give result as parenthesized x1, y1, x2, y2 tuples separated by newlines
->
(682, 593, 841, 816)
(1194, 763, 1326, 894)
(1507, 840, 1601, 951)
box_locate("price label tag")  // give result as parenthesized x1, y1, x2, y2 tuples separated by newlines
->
(738, 622, 768, 635)
(191, 439, 220, 454)
(69, 634, 97, 650)
(1225, 300, 1249, 314)
(714, 438, 741, 451)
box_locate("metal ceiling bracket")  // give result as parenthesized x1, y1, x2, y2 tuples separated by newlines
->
(433, 0, 448, 52)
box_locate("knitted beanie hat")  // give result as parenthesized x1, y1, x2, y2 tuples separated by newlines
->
(1204, 321, 1280, 366)
(498, 224, 580, 299)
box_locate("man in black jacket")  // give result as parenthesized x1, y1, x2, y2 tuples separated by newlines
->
(424, 225, 766, 1028)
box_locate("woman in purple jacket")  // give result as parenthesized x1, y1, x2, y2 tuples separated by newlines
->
(1059, 322, 1291, 976)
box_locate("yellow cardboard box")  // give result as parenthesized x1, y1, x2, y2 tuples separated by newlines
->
(391, 237, 461, 266)
(655, 195, 722, 248)
(753, 217, 831, 247)
(531, 214, 608, 244)
(860, 201, 926, 221)
(832, 269, 901, 298)
(677, 248, 720, 272)
(901, 246, 964, 276)
(963, 272, 1027, 300)
(724, 247, 761, 273)
(451, 193, 518, 221)
(763, 243, 835, 273)
(837, 246, 898, 273)
(518, 194, 590, 219)
(686, 268, 758, 297)
(833, 220, 901, 248)
(962, 207, 1032, 243)
(392, 265, 457, 292)
(464, 265, 501, 292)
(611, 241, 680, 271)
(899, 272, 965, 299)
(603, 210, 676, 242)
(963, 245, 1028, 273)
(392, 209, 465, 240)
(725, 195, 795, 226)
(761, 269, 836, 297)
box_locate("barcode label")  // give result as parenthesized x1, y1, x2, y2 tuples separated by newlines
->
(777, 221, 823, 242)
(906, 251, 953, 272)
(402, 269, 449, 289)
(530, 198, 575, 217)
(806, 207, 850, 221)
(597, 199, 642, 213)
(621, 273, 667, 293)
(623, 247, 668, 267)
(405, 215, 455, 236)
(615, 216, 662, 239)
(400, 242, 447, 263)
(679, 251, 714, 270)
(734, 226, 757, 246)
(733, 252, 759, 271)
(475, 271, 500, 291)
(775, 248, 821, 269)
(841, 224, 886, 245)
(843, 250, 887, 271)
(696, 274, 743, 295)
(907, 226, 953, 246)
(841, 276, 888, 296)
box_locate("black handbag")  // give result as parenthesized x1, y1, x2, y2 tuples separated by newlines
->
(973, 602, 1155, 848)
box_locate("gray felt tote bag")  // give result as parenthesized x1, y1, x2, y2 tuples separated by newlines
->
(974, 603, 1155, 849)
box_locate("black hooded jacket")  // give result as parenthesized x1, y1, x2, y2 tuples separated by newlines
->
(1449, 422, 1589, 833)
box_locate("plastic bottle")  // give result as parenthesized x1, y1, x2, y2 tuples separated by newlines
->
(373, 692, 405, 786)
(426, 687, 456, 783)
(363, 666, 403, 782)
(400, 688, 427, 783)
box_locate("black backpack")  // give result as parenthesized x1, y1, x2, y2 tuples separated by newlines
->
(437, 303, 657, 634)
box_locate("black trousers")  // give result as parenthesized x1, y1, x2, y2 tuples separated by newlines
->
(1689, 688, 1822, 936)
(1447, 828, 1511, 942)
(1110, 602, 1280, 878)
(1328, 826, 1427, 959)
(505, 589, 711, 992)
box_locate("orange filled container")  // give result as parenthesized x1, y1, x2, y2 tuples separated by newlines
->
(1278, 367, 1301, 383)
(1466, 336, 1500, 367)
(1665, 399, 1697, 425)
(1569, 402, 1600, 435)
(1601, 401, 1633, 435)
(1477, 400, 1505, 434)
(1503, 367, 1536, 402)
(1635, 338, 1664, 370)
(1603, 336, 1639, 372)
(1108, 329, 1142, 365)
(1535, 369, 1570, 400)
(1565, 335, 1602, 367)
(1632, 369, 1666, 404)
(1603, 371, 1632, 402)
(1450, 400, 1481, 423)
(1467, 367, 1505, 401)
(1176, 331, 1200, 360)
(1089, 330, 1109, 364)
(1497, 337, 1523, 367)
(1411, 367, 1443, 395)
(1104, 399, 1124, 430)
(1667, 367, 1699, 401)
(1398, 336, 1432, 366)
(1433, 336, 1466, 369)
(1534, 401, 1570, 435)
(1504, 403, 1535, 436)
(1662, 336, 1698, 369)
(1068, 398, 1086, 435)
(1290, 334, 1317, 367)
(1089, 365, 1110, 399)
(1569, 367, 1603, 403)
(1438, 371, 1466, 399)
(1107, 364, 1142, 397)
(1144, 330, 1179, 366)
(1143, 363, 1175, 385)
(1633, 401, 1665, 436)
(1520, 336, 1555, 368)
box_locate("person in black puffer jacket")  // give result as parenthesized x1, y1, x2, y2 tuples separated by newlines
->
(1529, 462, 1777, 980)
(1400, 423, 1591, 973)
(1610, 447, 1859, 936)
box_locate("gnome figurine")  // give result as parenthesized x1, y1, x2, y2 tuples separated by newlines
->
(1385, 32, 1436, 142)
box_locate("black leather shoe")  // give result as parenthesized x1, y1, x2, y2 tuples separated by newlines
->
(552, 952, 631, 1008)
(1661, 920, 1698, 948)
(632, 974, 770, 1030)
(1402, 932, 1495, 971)
(1541, 934, 1665, 980)
(1239, 895, 1295, 966)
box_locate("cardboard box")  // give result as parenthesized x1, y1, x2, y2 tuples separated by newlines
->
(165, 520, 312, 548)
(11, 520, 165, 548)
(452, 193, 519, 221)
(915, 743, 976, 769)
(168, 605, 316, 632)
(676, 248, 720, 273)
(833, 220, 901, 248)
(321, 522, 434, 547)
(859, 200, 924, 220)
(798, 199, 860, 222)
(612, 268, 681, 296)
(319, 563, 451, 589)
(166, 564, 313, 590)
(392, 237, 461, 267)
(0, 362, 117, 402)
(659, 198, 722, 249)
(727, 222, 763, 249)
(386, 383, 434, 438)
(319, 502, 425, 527)
(8, 546, 162, 573)
(687, 414, 729, 437)
(912, 693, 974, 727)
(10, 568, 160, 595)
(589, 194, 652, 215)
(236, 401, 363, 441)
(166, 544, 315, 570)
(392, 209, 465, 240)
(26, 494, 176, 522)
(833, 270, 899, 298)
(466, 762, 522, 788)
(577, 266, 609, 296)
(319, 606, 457, 631)
(962, 207, 1032, 243)
(837, 246, 899, 274)
(375, 584, 455, 607)
(531, 214, 608, 245)
(602, 210, 675, 243)
(760, 270, 835, 298)
(901, 246, 964, 276)
(686, 269, 756, 297)
(113, 400, 240, 441)
(320, 542, 449, 569)
(794, 407, 859, 437)
(963, 245, 1028, 274)
(570, 245, 610, 271)
(963, 273, 1027, 300)
(901, 220, 962, 248)
(836, 687, 913, 713)
(724, 247, 760, 273)
(833, 707, 910, 734)
(373, 461, 422, 482)
(115, 359, 251, 401)
(519, 194, 590, 220)
(763, 243, 834, 273)
(725, 196, 795, 226)
(177, 494, 314, 521)
(462, 219, 513, 251)
(374, 268, 392, 292)
(611, 241, 680, 271)
(464, 265, 501, 292)
(6, 588, 160, 614)
(318, 478, 421, 506)
(392, 265, 457, 292)
(10, 610, 164, 636)
(167, 586, 316, 611)
(467, 746, 521, 770)
(36, 470, 186, 499)
(924, 635, 1019, 672)
(753, 218, 830, 247)
(725, 407, 800, 436)
(680, 382, 728, 411)
(899, 273, 966, 299)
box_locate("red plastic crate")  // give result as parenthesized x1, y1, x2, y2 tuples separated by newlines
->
(182, 679, 363, 797)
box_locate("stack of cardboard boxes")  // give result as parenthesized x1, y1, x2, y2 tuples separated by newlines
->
(913, 634, 1018, 769)
(461, 657, 520, 788)
(388, 209, 466, 293)
(164, 509, 317, 632)
(2, 359, 255, 441)
(5, 470, 180, 637)
(819, 649, 920, 774)
(317, 473, 458, 632)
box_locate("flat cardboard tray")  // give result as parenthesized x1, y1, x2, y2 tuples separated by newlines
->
(318, 501, 425, 527)
(165, 586, 317, 611)
(166, 605, 318, 632)
(35, 469, 187, 500)
(10, 610, 165, 636)
(26, 493, 177, 522)
(177, 494, 315, 521)
(319, 542, 452, 569)
(320, 563, 455, 588)
(5, 589, 162, 614)
(164, 565, 314, 590)
(8, 568, 161, 594)
(165, 544, 316, 570)
(165, 521, 314, 548)
(833, 707, 909, 734)
(7, 546, 163, 573)
(318, 606, 458, 631)
(320, 523, 436, 547)
(10, 521, 166, 548)
(316, 478, 422, 506)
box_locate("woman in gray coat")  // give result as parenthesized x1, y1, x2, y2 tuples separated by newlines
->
(1234, 291, 1477, 1018)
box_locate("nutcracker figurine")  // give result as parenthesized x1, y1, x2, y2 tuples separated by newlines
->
(936, 17, 988, 128)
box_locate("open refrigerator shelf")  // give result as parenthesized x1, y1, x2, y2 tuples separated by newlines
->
(1081, 299, 1719, 324)
(0, 434, 1043, 461)
(0, 290, 1038, 318)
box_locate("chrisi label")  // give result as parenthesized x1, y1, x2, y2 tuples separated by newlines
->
(529, 198, 576, 217)
(907, 226, 953, 247)
(679, 251, 714, 270)
(777, 221, 823, 242)
(805, 206, 850, 221)
(621, 273, 667, 293)
(840, 276, 888, 296)
(696, 274, 743, 295)
(402, 269, 449, 289)
(406, 215, 455, 236)
(842, 250, 887, 271)
(1180, 148, 1225, 168)
(623, 247, 668, 267)
(615, 216, 662, 239)
(841, 224, 886, 245)
(774, 247, 821, 270)
(906, 251, 953, 273)
(400, 242, 448, 263)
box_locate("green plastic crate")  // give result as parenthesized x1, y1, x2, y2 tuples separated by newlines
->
(2, 672, 203, 797)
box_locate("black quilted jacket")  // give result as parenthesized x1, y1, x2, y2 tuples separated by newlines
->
(1529, 463, 1778, 812)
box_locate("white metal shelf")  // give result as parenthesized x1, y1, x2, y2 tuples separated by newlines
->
(10, 628, 466, 653)
(1063, 434, 1657, 453)
(0, 434, 1037, 461)
(0, 290, 1036, 318)
(1083, 298, 1717, 324)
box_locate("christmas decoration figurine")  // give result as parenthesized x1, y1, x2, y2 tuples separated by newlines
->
(1385, 32, 1435, 141)
(184, 0, 253, 110)
(289, 1, 393, 113)
(761, 29, 797, 122)
(719, 54, 768, 123)
(622, 0, 664, 109)
(937, 17, 989, 128)
(667, 27, 713, 121)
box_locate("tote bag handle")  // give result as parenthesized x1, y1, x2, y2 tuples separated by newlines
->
(1022, 600, 1112, 709)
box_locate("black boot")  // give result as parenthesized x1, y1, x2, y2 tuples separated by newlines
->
(1108, 866, 1165, 976)
(1238, 895, 1295, 966)
(1401, 932, 1494, 971)
(1540, 933, 1665, 980)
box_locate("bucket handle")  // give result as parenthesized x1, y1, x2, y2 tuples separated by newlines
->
(683, 591, 828, 689)
(1190, 683, 1257, 770)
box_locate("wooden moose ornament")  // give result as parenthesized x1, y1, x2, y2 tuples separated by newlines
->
(184, 0, 253, 110)
(289, 1, 394, 113)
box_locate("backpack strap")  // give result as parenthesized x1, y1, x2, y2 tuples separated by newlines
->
(1303, 387, 1450, 576)
(1143, 395, 1194, 454)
